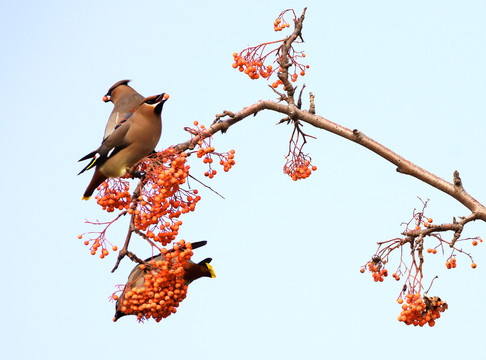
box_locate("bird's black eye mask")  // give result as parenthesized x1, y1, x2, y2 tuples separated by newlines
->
(144, 93, 168, 105)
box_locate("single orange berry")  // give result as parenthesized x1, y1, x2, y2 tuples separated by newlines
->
(112, 246, 118, 251)
(472, 240, 478, 246)
(397, 298, 404, 304)
(471, 263, 477, 269)
(78, 234, 83, 239)
(428, 218, 433, 223)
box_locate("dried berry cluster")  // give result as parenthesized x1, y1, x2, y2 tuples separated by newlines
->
(397, 293, 448, 327)
(113, 240, 193, 322)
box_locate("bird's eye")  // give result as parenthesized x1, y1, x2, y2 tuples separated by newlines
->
(144, 96, 158, 104)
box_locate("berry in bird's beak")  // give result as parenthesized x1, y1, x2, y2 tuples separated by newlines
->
(103, 95, 110, 102)
(155, 93, 169, 103)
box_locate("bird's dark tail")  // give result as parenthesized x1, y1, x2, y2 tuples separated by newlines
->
(82, 170, 107, 200)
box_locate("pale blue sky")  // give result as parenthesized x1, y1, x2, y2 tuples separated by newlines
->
(1, 1, 485, 359)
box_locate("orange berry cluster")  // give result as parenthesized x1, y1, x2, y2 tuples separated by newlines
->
(472, 237, 482, 246)
(132, 152, 201, 246)
(95, 179, 131, 212)
(232, 9, 308, 85)
(202, 149, 236, 179)
(392, 272, 401, 281)
(232, 52, 273, 80)
(366, 260, 388, 282)
(397, 293, 448, 327)
(283, 155, 317, 181)
(445, 257, 457, 269)
(426, 248, 438, 254)
(219, 149, 236, 172)
(114, 240, 193, 322)
(422, 217, 434, 227)
(270, 64, 309, 89)
(273, 18, 290, 31)
(79, 233, 118, 259)
(271, 79, 283, 88)
(192, 121, 236, 179)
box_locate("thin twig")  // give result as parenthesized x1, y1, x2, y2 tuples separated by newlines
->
(188, 174, 225, 199)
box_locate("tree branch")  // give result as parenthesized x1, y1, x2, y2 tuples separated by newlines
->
(172, 99, 486, 221)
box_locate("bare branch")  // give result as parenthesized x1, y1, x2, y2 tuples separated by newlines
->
(172, 97, 486, 221)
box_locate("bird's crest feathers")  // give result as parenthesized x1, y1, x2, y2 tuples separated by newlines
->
(104, 79, 131, 101)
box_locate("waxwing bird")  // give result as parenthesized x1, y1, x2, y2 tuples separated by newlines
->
(78, 93, 169, 200)
(113, 241, 216, 321)
(102, 80, 144, 140)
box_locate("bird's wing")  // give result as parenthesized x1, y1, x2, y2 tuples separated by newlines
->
(126, 264, 146, 288)
(143, 253, 163, 262)
(78, 123, 131, 175)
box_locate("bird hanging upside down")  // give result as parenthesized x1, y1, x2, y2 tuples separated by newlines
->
(113, 241, 216, 322)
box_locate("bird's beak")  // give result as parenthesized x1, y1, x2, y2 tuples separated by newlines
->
(154, 93, 169, 114)
(155, 93, 169, 103)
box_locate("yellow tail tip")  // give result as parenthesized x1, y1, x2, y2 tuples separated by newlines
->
(82, 196, 91, 201)
(206, 263, 216, 279)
